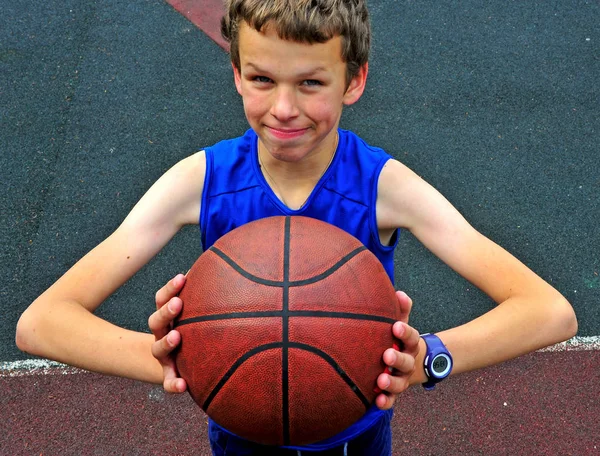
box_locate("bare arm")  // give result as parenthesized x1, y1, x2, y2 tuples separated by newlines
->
(377, 159, 578, 385)
(15, 152, 206, 384)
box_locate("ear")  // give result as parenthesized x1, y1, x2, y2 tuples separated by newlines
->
(343, 63, 368, 106)
(232, 61, 243, 96)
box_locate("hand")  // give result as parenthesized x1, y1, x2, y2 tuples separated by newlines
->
(149, 274, 188, 393)
(375, 291, 420, 410)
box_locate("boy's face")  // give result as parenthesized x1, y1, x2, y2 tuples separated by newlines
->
(233, 21, 367, 163)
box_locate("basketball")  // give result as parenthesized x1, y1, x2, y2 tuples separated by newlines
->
(174, 216, 400, 446)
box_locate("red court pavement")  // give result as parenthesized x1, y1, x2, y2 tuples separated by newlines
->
(2, 350, 598, 455)
(166, 0, 228, 50)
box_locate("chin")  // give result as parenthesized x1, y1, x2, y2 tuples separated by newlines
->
(270, 148, 310, 163)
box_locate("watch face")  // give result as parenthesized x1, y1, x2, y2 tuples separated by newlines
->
(431, 354, 452, 378)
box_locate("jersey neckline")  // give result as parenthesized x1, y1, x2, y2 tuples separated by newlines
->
(250, 129, 342, 214)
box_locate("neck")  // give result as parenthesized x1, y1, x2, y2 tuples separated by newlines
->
(258, 133, 338, 182)
(258, 133, 338, 209)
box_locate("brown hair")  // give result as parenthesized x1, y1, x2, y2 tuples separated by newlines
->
(221, 0, 371, 83)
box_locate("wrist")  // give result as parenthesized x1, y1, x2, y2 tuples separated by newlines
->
(122, 331, 166, 385)
(421, 333, 453, 390)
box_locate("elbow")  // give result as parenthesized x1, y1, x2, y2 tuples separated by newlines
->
(15, 308, 40, 355)
(551, 296, 578, 342)
(564, 302, 579, 339)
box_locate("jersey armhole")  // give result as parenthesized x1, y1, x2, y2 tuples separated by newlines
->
(370, 156, 401, 252)
(199, 148, 212, 250)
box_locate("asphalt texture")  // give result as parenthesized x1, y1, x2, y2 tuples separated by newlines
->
(1, 0, 599, 454)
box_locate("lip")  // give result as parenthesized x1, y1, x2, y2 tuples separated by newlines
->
(265, 126, 309, 140)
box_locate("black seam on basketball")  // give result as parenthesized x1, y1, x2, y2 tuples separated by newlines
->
(174, 312, 281, 327)
(282, 216, 291, 446)
(202, 342, 371, 413)
(288, 246, 367, 286)
(174, 311, 396, 328)
(288, 342, 371, 410)
(209, 245, 368, 287)
(289, 311, 396, 324)
(202, 342, 284, 410)
(209, 247, 283, 287)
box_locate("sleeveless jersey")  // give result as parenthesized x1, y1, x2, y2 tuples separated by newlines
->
(199, 128, 399, 451)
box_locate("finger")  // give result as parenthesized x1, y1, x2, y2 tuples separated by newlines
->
(375, 392, 396, 410)
(393, 322, 420, 355)
(374, 370, 409, 410)
(383, 349, 415, 374)
(148, 297, 183, 340)
(161, 356, 187, 394)
(150, 330, 181, 361)
(162, 365, 187, 393)
(155, 274, 186, 311)
(150, 331, 187, 394)
(395, 291, 412, 323)
(377, 370, 410, 396)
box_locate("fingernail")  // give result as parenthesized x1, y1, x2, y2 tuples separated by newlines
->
(167, 300, 175, 313)
(383, 375, 391, 388)
(167, 331, 176, 345)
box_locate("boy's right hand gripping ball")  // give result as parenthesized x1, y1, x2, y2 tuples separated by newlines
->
(175, 216, 400, 446)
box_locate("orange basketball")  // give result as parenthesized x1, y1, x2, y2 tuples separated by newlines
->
(175, 216, 400, 446)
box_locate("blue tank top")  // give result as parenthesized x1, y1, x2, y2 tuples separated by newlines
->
(199, 128, 399, 451)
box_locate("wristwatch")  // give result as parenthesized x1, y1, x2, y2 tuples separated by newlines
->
(421, 333, 453, 390)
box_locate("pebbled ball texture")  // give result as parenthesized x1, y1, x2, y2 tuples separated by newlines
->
(175, 216, 400, 446)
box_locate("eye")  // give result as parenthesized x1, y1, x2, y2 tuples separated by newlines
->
(302, 79, 322, 87)
(253, 75, 273, 84)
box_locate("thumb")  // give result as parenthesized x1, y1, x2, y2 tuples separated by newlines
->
(395, 290, 412, 323)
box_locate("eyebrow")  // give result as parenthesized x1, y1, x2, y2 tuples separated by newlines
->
(244, 62, 328, 78)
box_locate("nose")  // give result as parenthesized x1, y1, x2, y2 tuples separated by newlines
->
(269, 86, 299, 122)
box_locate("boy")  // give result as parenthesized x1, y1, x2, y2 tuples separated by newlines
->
(16, 0, 577, 455)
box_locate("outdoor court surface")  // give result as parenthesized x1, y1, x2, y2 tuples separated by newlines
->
(1, 0, 599, 454)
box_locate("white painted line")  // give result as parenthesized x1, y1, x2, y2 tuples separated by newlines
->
(0, 359, 86, 377)
(2, 336, 598, 378)
(537, 336, 600, 352)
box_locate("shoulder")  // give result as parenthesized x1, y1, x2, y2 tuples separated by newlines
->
(376, 158, 442, 231)
(121, 150, 207, 231)
(167, 150, 207, 185)
(376, 157, 476, 246)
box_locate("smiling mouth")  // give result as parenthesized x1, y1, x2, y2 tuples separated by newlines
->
(266, 126, 309, 139)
